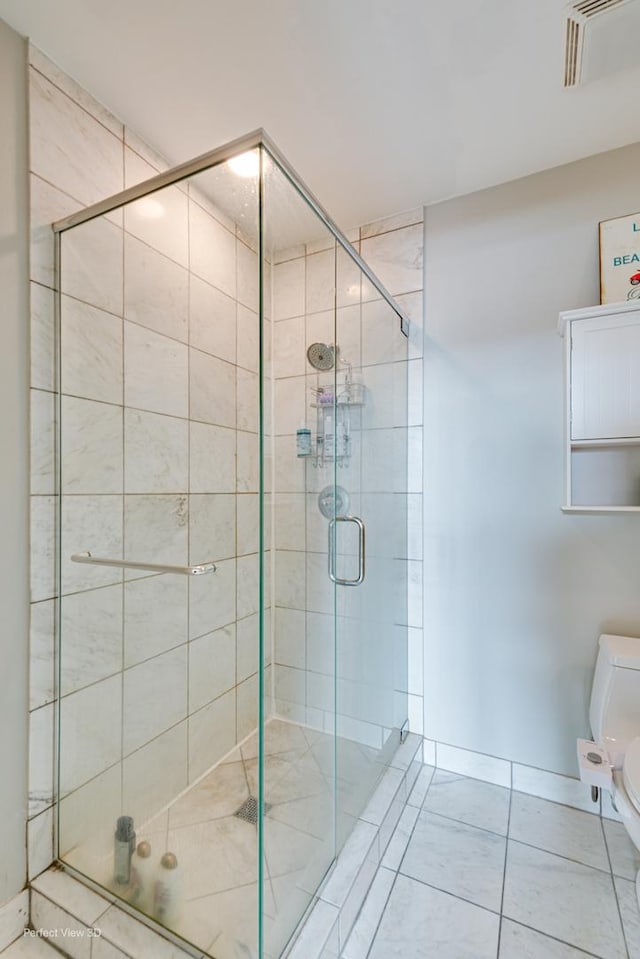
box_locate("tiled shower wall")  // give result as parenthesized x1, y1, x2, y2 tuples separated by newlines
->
(270, 213, 425, 744)
(27, 45, 270, 879)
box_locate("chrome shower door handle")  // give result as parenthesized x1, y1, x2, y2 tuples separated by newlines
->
(328, 516, 365, 586)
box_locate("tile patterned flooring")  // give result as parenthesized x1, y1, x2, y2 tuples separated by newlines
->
(343, 767, 640, 959)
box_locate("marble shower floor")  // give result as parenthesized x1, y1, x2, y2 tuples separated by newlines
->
(120, 718, 379, 959)
(342, 767, 640, 959)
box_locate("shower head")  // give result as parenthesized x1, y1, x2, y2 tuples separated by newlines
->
(307, 342, 335, 371)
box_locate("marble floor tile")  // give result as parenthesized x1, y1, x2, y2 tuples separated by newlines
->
(604, 817, 640, 881)
(503, 840, 627, 959)
(423, 771, 511, 836)
(613, 876, 640, 959)
(1, 937, 61, 957)
(499, 919, 599, 957)
(509, 792, 610, 872)
(368, 873, 499, 959)
(401, 810, 506, 912)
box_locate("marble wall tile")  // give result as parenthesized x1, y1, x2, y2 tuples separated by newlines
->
(189, 200, 236, 299)
(30, 389, 55, 495)
(60, 295, 123, 404)
(274, 664, 307, 709)
(124, 409, 188, 494)
(124, 494, 188, 573)
(59, 673, 122, 796)
(57, 764, 121, 870)
(189, 557, 236, 639)
(60, 585, 123, 695)
(28, 703, 54, 817)
(237, 430, 260, 493)
(360, 208, 424, 241)
(275, 607, 306, 670)
(512, 763, 594, 814)
(237, 304, 260, 373)
(237, 553, 259, 620)
(237, 673, 259, 741)
(61, 213, 124, 318)
(274, 316, 305, 379)
(274, 493, 306, 552)
(189, 274, 237, 365)
(30, 282, 55, 391)
(188, 689, 236, 781)
(275, 550, 306, 610)
(124, 138, 169, 184)
(60, 494, 123, 593)
(30, 68, 123, 207)
(237, 367, 259, 433)
(61, 396, 123, 494)
(274, 258, 305, 321)
(30, 600, 55, 710)
(306, 250, 335, 315)
(125, 182, 189, 269)
(190, 349, 236, 429)
(27, 806, 53, 881)
(274, 376, 306, 435)
(237, 239, 259, 313)
(237, 493, 259, 556)
(124, 322, 189, 419)
(189, 625, 236, 712)
(124, 233, 189, 342)
(361, 297, 410, 368)
(190, 421, 236, 493)
(237, 613, 260, 683)
(123, 645, 188, 755)
(190, 493, 235, 563)
(123, 722, 189, 827)
(124, 575, 188, 667)
(30, 175, 81, 288)
(437, 742, 511, 788)
(30, 496, 56, 604)
(360, 224, 423, 300)
(30, 46, 123, 137)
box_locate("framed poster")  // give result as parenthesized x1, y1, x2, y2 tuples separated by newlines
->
(599, 212, 640, 304)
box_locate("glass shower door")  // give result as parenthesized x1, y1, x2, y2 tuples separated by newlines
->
(332, 252, 409, 847)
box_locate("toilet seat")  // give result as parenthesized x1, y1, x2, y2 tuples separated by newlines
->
(623, 737, 640, 813)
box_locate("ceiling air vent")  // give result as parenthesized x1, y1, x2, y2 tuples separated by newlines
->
(564, 0, 640, 87)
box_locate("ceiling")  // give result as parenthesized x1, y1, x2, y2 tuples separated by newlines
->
(2, 0, 640, 229)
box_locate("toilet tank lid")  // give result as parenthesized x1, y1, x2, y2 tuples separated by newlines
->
(599, 634, 640, 669)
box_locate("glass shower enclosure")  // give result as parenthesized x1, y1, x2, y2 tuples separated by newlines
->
(53, 131, 410, 958)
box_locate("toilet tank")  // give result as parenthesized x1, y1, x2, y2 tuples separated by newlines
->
(590, 634, 640, 767)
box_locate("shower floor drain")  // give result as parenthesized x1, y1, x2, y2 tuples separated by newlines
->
(234, 796, 271, 825)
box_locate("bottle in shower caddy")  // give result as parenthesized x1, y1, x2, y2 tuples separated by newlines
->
(113, 816, 136, 886)
(153, 852, 182, 926)
(129, 840, 155, 913)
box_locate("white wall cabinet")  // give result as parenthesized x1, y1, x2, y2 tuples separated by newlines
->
(559, 302, 640, 512)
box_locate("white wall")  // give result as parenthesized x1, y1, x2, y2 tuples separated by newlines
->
(423, 142, 640, 776)
(0, 16, 29, 904)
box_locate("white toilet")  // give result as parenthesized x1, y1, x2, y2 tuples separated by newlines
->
(590, 634, 640, 901)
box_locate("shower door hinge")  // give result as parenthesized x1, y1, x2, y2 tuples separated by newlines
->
(400, 719, 410, 744)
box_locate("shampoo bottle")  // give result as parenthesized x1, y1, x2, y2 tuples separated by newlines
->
(153, 852, 182, 926)
(129, 840, 154, 912)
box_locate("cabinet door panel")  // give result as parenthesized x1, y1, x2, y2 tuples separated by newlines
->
(571, 313, 640, 440)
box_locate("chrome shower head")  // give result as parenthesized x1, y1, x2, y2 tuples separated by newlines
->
(307, 342, 335, 370)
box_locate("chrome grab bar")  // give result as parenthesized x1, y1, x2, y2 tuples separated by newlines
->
(70, 551, 216, 576)
(328, 516, 365, 586)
